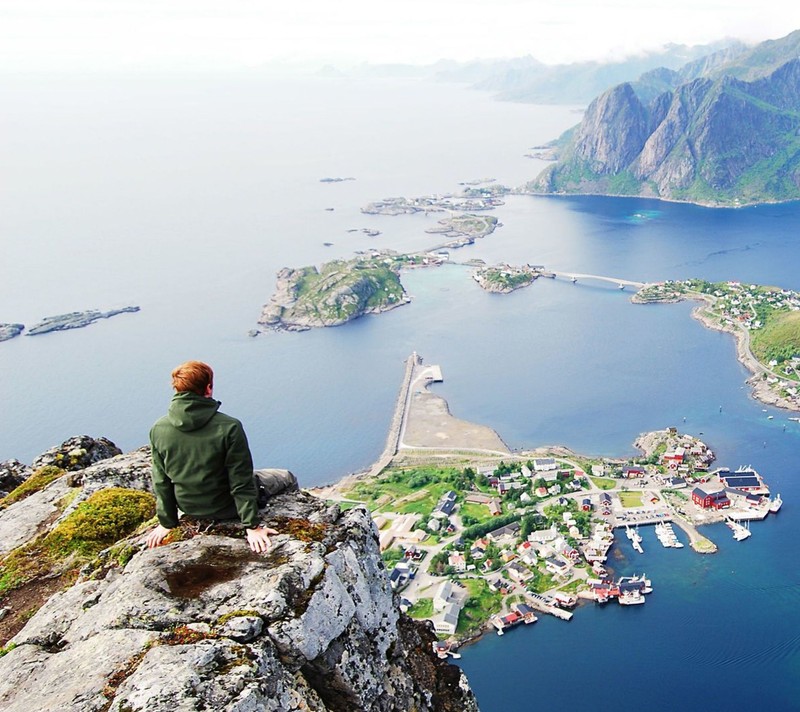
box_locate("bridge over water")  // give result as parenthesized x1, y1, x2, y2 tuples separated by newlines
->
(551, 271, 646, 290)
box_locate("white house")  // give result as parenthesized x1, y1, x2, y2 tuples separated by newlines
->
(434, 581, 454, 612)
(433, 602, 461, 635)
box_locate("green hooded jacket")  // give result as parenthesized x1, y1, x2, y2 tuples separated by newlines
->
(149, 391, 259, 528)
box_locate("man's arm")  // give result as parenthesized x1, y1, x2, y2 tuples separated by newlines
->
(150, 436, 180, 529)
(224, 421, 259, 529)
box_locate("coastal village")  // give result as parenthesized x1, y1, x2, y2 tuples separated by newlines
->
(634, 279, 800, 410)
(319, 354, 784, 651)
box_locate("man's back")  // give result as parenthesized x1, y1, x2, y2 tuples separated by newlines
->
(149, 390, 258, 528)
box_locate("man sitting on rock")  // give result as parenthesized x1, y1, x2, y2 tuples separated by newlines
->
(145, 360, 296, 552)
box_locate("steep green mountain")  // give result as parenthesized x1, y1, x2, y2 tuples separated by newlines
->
(532, 31, 800, 206)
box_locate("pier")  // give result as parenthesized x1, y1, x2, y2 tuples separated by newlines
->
(525, 593, 573, 621)
(364, 352, 420, 479)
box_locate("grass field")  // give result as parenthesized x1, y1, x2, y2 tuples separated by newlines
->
(752, 310, 800, 368)
(458, 501, 496, 524)
(456, 578, 503, 635)
(618, 491, 643, 508)
(589, 477, 616, 490)
(407, 598, 433, 619)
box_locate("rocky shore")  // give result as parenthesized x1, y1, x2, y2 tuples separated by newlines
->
(26, 307, 140, 336)
(472, 264, 543, 293)
(0, 324, 25, 343)
(0, 437, 479, 712)
(689, 303, 799, 411)
(257, 257, 410, 333)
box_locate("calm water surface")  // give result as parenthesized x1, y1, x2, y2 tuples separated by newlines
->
(1, 74, 799, 710)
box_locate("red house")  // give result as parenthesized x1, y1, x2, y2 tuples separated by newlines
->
(692, 487, 730, 510)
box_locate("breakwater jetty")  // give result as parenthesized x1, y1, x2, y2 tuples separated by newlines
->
(364, 352, 420, 479)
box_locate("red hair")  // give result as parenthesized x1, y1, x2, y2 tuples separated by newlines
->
(171, 361, 213, 395)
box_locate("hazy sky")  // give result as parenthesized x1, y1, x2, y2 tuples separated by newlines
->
(3, 0, 800, 71)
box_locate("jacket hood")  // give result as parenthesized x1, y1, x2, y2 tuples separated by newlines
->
(167, 391, 221, 432)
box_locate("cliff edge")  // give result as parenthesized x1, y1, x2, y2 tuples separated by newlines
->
(0, 438, 478, 712)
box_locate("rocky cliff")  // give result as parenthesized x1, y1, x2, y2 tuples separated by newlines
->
(0, 438, 478, 712)
(532, 31, 800, 206)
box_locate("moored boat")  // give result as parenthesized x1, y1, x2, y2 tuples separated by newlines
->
(619, 589, 645, 605)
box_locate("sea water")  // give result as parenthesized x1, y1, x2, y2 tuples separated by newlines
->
(1, 73, 800, 710)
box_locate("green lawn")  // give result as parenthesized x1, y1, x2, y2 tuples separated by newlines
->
(407, 598, 433, 619)
(619, 491, 643, 508)
(589, 477, 616, 490)
(526, 569, 555, 594)
(459, 501, 495, 524)
(456, 578, 503, 635)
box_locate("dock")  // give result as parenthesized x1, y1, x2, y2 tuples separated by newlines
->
(525, 593, 573, 621)
(670, 516, 718, 554)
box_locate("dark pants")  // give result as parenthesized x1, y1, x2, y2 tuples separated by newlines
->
(254, 468, 298, 508)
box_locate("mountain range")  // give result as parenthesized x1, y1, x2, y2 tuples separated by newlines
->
(531, 30, 800, 206)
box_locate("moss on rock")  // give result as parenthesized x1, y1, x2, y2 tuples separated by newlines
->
(0, 466, 65, 509)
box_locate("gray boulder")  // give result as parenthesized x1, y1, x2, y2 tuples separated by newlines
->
(31, 435, 122, 472)
(0, 490, 478, 712)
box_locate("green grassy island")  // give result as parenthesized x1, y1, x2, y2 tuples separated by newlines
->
(258, 252, 417, 331)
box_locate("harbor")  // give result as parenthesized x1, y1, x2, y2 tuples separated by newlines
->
(321, 359, 785, 654)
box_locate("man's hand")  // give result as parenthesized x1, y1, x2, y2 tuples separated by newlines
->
(145, 524, 173, 549)
(246, 526, 279, 553)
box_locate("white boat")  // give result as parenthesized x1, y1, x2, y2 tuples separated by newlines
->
(619, 589, 645, 605)
(619, 573, 653, 594)
(769, 494, 783, 513)
(726, 518, 752, 541)
(629, 525, 643, 553)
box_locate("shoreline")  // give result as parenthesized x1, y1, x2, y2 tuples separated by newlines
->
(520, 188, 800, 210)
(648, 291, 800, 413)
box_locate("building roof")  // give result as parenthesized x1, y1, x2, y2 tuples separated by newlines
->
(442, 603, 460, 626)
(435, 499, 456, 515)
(719, 474, 762, 489)
(487, 522, 521, 540)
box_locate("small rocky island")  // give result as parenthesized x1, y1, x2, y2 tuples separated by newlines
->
(472, 264, 547, 293)
(0, 324, 25, 343)
(362, 185, 509, 216)
(426, 214, 499, 243)
(258, 253, 412, 332)
(26, 307, 140, 336)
